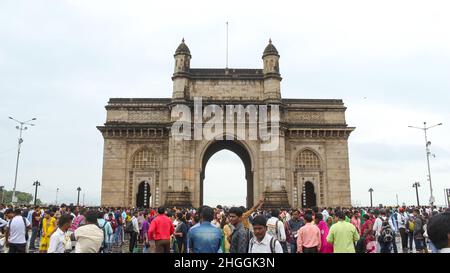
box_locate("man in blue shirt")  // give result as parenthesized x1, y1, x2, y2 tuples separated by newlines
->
(187, 206, 222, 253)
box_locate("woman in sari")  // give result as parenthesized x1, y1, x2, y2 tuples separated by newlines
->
(315, 213, 333, 253)
(39, 211, 56, 253)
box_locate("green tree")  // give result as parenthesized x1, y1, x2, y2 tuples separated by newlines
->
(0, 189, 42, 205)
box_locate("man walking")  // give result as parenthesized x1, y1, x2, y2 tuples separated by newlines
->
(266, 209, 287, 252)
(187, 206, 222, 253)
(297, 213, 321, 253)
(327, 211, 360, 253)
(5, 208, 31, 253)
(148, 206, 174, 253)
(248, 215, 283, 253)
(229, 207, 250, 253)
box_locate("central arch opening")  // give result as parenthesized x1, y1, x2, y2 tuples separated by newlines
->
(200, 140, 254, 208)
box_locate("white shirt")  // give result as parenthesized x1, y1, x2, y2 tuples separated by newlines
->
(266, 217, 286, 242)
(74, 224, 104, 253)
(440, 248, 450, 253)
(7, 216, 31, 244)
(322, 210, 330, 221)
(48, 228, 67, 253)
(0, 218, 7, 229)
(132, 216, 139, 233)
(248, 233, 283, 253)
(373, 216, 384, 237)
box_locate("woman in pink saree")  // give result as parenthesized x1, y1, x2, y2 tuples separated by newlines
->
(314, 213, 333, 253)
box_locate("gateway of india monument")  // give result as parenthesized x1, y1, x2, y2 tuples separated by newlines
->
(97, 39, 354, 209)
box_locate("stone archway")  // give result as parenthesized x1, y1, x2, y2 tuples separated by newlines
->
(302, 181, 316, 208)
(136, 181, 151, 208)
(200, 140, 253, 208)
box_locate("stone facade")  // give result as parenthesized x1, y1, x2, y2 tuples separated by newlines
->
(98, 39, 354, 209)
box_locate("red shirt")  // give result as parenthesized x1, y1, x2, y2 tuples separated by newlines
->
(148, 214, 174, 241)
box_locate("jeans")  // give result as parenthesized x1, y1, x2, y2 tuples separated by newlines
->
(280, 241, 288, 253)
(414, 238, 425, 251)
(114, 225, 123, 245)
(29, 226, 38, 249)
(379, 242, 392, 253)
(407, 232, 414, 250)
(8, 243, 26, 253)
(428, 239, 438, 253)
(290, 243, 297, 253)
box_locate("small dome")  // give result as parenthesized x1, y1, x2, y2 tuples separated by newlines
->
(175, 38, 191, 56)
(262, 39, 279, 58)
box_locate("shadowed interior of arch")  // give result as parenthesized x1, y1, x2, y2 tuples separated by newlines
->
(201, 140, 253, 208)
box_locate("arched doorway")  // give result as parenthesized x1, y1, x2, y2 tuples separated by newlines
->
(136, 181, 151, 208)
(302, 181, 316, 208)
(200, 140, 253, 208)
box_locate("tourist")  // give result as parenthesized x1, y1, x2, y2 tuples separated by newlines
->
(350, 210, 361, 235)
(242, 198, 264, 230)
(141, 214, 151, 253)
(128, 210, 140, 253)
(5, 208, 31, 253)
(187, 206, 222, 253)
(397, 207, 408, 253)
(248, 215, 283, 253)
(314, 213, 333, 253)
(220, 214, 232, 253)
(360, 214, 376, 253)
(266, 209, 287, 253)
(174, 212, 188, 253)
(378, 218, 394, 253)
(326, 210, 360, 253)
(427, 211, 450, 253)
(148, 206, 173, 253)
(70, 207, 86, 232)
(413, 208, 426, 253)
(71, 210, 103, 253)
(296, 213, 321, 253)
(38, 210, 57, 253)
(286, 209, 304, 253)
(97, 212, 113, 253)
(29, 205, 41, 251)
(229, 207, 250, 253)
(48, 214, 72, 253)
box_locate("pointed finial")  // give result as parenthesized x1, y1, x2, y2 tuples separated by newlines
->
(269, 38, 272, 44)
(182, 37, 185, 43)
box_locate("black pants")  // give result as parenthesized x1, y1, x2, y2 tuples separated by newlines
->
(399, 228, 408, 250)
(129, 231, 138, 253)
(8, 243, 26, 253)
(302, 246, 318, 253)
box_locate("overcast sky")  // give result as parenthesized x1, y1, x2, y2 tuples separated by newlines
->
(0, 0, 449, 207)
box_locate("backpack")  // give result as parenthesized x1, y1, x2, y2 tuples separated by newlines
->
(267, 220, 280, 240)
(379, 218, 393, 244)
(99, 221, 108, 253)
(407, 218, 415, 232)
(249, 236, 279, 253)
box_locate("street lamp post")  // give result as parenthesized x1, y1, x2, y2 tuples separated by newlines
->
(369, 188, 374, 207)
(55, 188, 59, 205)
(76, 187, 81, 206)
(9, 116, 36, 204)
(0, 186, 4, 203)
(413, 182, 421, 207)
(408, 122, 442, 207)
(33, 180, 41, 206)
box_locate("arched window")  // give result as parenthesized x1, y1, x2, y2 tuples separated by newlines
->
(296, 149, 320, 170)
(132, 149, 157, 169)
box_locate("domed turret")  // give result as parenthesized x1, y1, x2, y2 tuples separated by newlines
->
(174, 38, 191, 74)
(262, 39, 280, 76)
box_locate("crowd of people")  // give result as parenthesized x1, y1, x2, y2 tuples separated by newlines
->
(0, 200, 449, 254)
